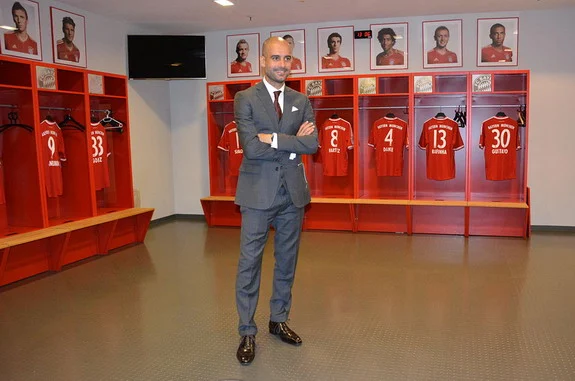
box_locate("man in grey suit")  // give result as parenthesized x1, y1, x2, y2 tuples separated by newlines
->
(234, 36, 318, 365)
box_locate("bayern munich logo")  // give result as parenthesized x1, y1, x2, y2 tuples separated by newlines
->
(306, 80, 323, 96)
(414, 76, 433, 93)
(359, 78, 376, 95)
(37, 67, 56, 89)
(473, 74, 492, 92)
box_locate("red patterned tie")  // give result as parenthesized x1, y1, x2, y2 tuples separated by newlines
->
(273, 90, 282, 120)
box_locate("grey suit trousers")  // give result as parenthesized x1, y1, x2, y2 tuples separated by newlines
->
(236, 185, 304, 336)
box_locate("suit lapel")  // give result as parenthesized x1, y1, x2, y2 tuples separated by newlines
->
(280, 87, 295, 133)
(255, 82, 280, 131)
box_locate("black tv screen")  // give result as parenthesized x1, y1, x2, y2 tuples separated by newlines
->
(127, 35, 206, 79)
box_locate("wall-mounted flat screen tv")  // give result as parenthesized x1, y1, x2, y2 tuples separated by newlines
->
(127, 35, 206, 79)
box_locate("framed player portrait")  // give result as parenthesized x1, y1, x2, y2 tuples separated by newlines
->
(50, 7, 87, 68)
(477, 17, 519, 67)
(422, 19, 462, 69)
(0, 0, 42, 60)
(370, 22, 408, 70)
(227, 32, 260, 78)
(270, 29, 306, 74)
(317, 25, 354, 73)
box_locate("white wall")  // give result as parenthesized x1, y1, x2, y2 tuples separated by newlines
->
(169, 80, 209, 214)
(171, 8, 575, 226)
(128, 81, 174, 219)
(519, 10, 575, 226)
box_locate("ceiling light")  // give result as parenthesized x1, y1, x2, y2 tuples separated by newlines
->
(214, 0, 234, 6)
(0, 25, 17, 31)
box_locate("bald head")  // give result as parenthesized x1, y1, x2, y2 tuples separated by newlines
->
(262, 36, 292, 57)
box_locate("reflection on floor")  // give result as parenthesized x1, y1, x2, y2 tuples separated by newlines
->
(1, 219, 574, 380)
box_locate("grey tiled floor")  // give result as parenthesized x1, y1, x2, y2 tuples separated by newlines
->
(1, 219, 575, 380)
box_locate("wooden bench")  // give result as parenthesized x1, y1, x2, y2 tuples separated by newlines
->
(200, 195, 529, 237)
(0, 208, 154, 287)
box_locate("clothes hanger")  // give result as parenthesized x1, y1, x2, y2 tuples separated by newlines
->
(99, 110, 124, 133)
(453, 105, 466, 128)
(385, 112, 395, 118)
(496, 111, 507, 117)
(517, 105, 526, 127)
(90, 110, 100, 124)
(330, 113, 339, 119)
(435, 110, 446, 118)
(0, 111, 33, 133)
(59, 113, 85, 131)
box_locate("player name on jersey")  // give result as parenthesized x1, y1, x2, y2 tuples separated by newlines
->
(318, 117, 354, 176)
(40, 120, 67, 197)
(217, 121, 243, 177)
(418, 117, 464, 181)
(479, 115, 521, 181)
(368, 116, 408, 177)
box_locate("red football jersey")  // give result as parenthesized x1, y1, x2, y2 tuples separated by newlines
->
(4, 33, 38, 55)
(0, 136, 4, 204)
(57, 40, 81, 62)
(481, 46, 513, 63)
(427, 49, 458, 64)
(318, 117, 354, 176)
(376, 50, 405, 66)
(90, 122, 111, 190)
(40, 120, 67, 197)
(230, 61, 252, 73)
(217, 121, 243, 176)
(321, 56, 352, 69)
(418, 117, 464, 181)
(368, 117, 409, 176)
(479, 116, 521, 181)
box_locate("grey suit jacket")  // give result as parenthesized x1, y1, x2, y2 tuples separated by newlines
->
(234, 81, 318, 209)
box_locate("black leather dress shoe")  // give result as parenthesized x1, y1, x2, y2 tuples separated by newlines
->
(269, 321, 302, 345)
(236, 335, 256, 365)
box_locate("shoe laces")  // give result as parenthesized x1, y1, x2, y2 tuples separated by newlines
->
(242, 335, 255, 350)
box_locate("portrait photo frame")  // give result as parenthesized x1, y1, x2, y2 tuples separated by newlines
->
(0, 0, 42, 60)
(50, 7, 87, 68)
(477, 17, 519, 67)
(422, 19, 462, 69)
(370, 22, 408, 70)
(317, 25, 354, 73)
(227, 33, 260, 78)
(270, 29, 306, 74)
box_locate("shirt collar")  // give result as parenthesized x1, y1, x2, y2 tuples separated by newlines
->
(263, 77, 285, 98)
